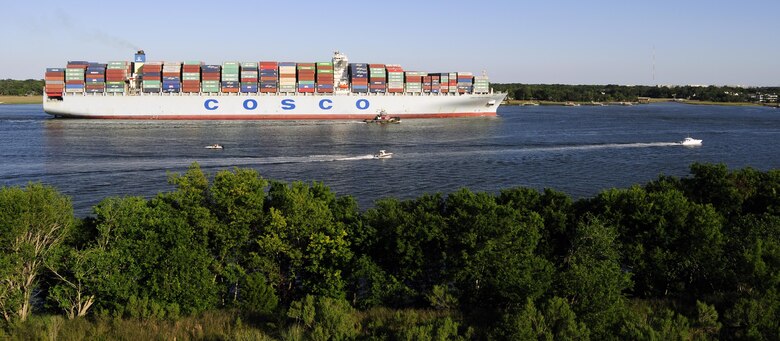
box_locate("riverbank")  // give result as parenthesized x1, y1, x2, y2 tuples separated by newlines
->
(0, 95, 40, 105)
(506, 98, 773, 107)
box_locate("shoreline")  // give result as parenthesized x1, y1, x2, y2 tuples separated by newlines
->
(0, 95, 40, 105)
(506, 98, 777, 107)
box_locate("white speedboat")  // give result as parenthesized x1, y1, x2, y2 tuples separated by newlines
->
(374, 150, 393, 159)
(680, 137, 702, 146)
(205, 144, 223, 149)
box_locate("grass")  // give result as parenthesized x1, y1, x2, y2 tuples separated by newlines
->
(1, 307, 464, 340)
(2, 310, 277, 340)
(0, 95, 41, 105)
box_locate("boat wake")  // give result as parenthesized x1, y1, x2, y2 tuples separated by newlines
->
(537, 142, 681, 152)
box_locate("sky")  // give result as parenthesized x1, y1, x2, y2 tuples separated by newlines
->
(1, 0, 778, 86)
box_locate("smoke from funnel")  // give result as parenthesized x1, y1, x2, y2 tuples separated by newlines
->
(55, 8, 140, 52)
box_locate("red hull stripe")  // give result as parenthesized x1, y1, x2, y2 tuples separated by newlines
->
(57, 112, 497, 120)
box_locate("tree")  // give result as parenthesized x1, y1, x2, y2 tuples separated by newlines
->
(555, 215, 631, 337)
(86, 195, 218, 316)
(257, 181, 353, 300)
(586, 186, 725, 299)
(0, 183, 74, 322)
(445, 189, 553, 316)
(287, 295, 360, 340)
(360, 194, 449, 306)
(491, 298, 590, 340)
(46, 247, 100, 319)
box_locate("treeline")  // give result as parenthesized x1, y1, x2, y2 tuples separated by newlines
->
(1, 163, 779, 339)
(493, 83, 780, 103)
(0, 79, 44, 96)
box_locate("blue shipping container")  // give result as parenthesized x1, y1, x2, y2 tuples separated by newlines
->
(240, 84, 258, 92)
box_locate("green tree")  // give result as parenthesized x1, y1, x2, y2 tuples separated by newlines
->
(556, 215, 631, 338)
(287, 295, 360, 340)
(46, 247, 100, 319)
(445, 189, 553, 315)
(0, 183, 74, 322)
(258, 181, 353, 300)
(491, 298, 590, 340)
(360, 194, 449, 306)
(87, 195, 218, 316)
(587, 186, 724, 298)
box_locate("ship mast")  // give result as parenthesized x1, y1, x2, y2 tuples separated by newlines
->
(332, 51, 350, 93)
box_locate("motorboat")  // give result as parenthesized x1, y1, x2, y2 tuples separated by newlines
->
(374, 150, 393, 159)
(205, 144, 223, 149)
(679, 137, 702, 146)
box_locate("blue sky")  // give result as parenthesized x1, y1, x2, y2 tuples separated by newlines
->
(2, 0, 778, 86)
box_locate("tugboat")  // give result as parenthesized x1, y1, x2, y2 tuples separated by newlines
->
(364, 111, 401, 124)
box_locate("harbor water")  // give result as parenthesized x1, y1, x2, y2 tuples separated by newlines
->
(1, 103, 779, 217)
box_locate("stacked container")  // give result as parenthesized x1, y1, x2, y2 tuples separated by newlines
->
(141, 62, 163, 93)
(182, 61, 201, 93)
(44, 68, 65, 97)
(386, 65, 404, 93)
(473, 76, 489, 93)
(279, 62, 296, 92)
(240, 62, 258, 93)
(316, 62, 334, 93)
(106, 61, 129, 93)
(422, 75, 433, 93)
(448, 72, 458, 93)
(259, 61, 278, 93)
(369, 64, 386, 93)
(85, 63, 106, 93)
(296, 63, 316, 93)
(65, 61, 88, 93)
(434, 73, 449, 93)
(201, 65, 220, 93)
(162, 62, 181, 93)
(457, 72, 474, 93)
(404, 71, 425, 93)
(349, 63, 368, 93)
(221, 61, 239, 93)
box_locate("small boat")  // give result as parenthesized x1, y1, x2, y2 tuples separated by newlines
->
(374, 150, 393, 159)
(679, 137, 702, 146)
(205, 144, 223, 149)
(365, 111, 401, 124)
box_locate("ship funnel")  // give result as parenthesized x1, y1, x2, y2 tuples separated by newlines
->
(134, 50, 146, 63)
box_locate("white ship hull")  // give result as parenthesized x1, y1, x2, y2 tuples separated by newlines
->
(43, 92, 506, 120)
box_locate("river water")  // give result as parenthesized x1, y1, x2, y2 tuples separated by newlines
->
(1, 103, 778, 216)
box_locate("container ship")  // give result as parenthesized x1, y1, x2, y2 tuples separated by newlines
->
(43, 51, 505, 120)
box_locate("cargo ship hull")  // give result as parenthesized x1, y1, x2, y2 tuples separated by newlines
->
(43, 92, 506, 120)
